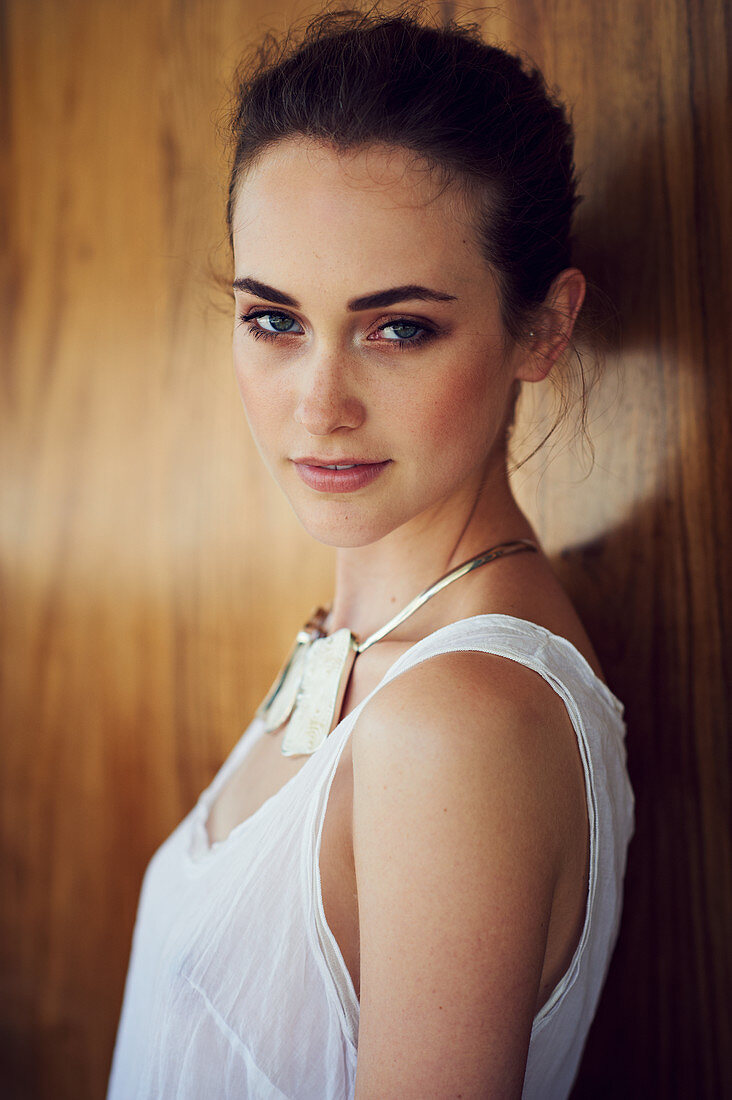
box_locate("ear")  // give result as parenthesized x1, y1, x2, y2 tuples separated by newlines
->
(514, 268, 586, 383)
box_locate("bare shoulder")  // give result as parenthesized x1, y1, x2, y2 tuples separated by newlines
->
(351, 649, 583, 898)
(352, 648, 581, 817)
(350, 649, 586, 1099)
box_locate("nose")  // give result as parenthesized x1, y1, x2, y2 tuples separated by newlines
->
(293, 352, 365, 436)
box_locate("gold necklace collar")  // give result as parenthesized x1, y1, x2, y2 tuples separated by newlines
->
(256, 538, 539, 756)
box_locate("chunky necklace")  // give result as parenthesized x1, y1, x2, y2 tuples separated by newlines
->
(256, 538, 539, 757)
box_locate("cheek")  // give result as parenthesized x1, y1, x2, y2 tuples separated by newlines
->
(400, 358, 508, 470)
(233, 355, 286, 450)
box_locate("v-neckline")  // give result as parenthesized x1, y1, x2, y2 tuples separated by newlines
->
(188, 709, 353, 864)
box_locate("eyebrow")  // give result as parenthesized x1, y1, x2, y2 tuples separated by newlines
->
(232, 276, 457, 311)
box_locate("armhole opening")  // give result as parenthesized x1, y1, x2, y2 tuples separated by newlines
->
(309, 729, 360, 1053)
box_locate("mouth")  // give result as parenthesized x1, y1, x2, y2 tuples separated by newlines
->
(291, 458, 392, 493)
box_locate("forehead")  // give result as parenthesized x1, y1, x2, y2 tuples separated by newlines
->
(235, 136, 453, 206)
(231, 137, 484, 285)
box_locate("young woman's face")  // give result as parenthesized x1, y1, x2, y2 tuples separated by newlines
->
(231, 138, 523, 548)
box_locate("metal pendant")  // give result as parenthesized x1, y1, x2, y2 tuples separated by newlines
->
(256, 608, 358, 756)
(280, 628, 357, 756)
(256, 608, 329, 733)
(256, 539, 539, 758)
(256, 629, 313, 733)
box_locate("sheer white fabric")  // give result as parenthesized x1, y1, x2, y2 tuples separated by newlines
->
(107, 614, 635, 1099)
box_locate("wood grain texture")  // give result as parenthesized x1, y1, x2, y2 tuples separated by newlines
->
(1, 0, 729, 1096)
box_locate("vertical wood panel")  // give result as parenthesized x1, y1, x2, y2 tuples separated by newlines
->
(2, 1, 729, 1096)
(490, 2, 731, 1094)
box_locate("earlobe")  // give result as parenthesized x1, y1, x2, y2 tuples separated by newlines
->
(514, 268, 586, 383)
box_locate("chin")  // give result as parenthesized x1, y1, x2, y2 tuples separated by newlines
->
(287, 497, 408, 549)
(293, 513, 395, 550)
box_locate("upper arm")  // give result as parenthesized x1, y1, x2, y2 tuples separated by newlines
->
(351, 650, 581, 1099)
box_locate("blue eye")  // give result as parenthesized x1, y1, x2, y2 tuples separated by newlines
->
(239, 310, 304, 340)
(381, 321, 422, 341)
(259, 313, 301, 334)
(238, 309, 437, 350)
(375, 319, 435, 349)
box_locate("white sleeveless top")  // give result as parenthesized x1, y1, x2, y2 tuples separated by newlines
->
(107, 615, 634, 1099)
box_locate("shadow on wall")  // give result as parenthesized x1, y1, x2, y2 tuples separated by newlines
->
(553, 64, 730, 1095)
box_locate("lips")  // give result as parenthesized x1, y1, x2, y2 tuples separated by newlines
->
(319, 463, 357, 470)
(292, 458, 392, 493)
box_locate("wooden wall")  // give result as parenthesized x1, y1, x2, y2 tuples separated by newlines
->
(2, 1, 729, 1096)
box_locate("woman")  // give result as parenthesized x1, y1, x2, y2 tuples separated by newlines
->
(108, 8, 634, 1098)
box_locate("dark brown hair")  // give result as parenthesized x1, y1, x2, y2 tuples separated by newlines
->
(223, 4, 599, 459)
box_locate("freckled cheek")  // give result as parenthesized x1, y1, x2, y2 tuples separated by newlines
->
(233, 367, 293, 456)
(403, 371, 500, 470)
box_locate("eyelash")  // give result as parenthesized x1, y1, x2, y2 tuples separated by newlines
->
(237, 309, 437, 350)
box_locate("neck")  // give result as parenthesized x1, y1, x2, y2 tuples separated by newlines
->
(327, 455, 535, 641)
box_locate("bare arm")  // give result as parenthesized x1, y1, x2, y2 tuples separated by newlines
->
(351, 650, 584, 1099)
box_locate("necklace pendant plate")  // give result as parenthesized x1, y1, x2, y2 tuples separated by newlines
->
(256, 607, 330, 733)
(280, 628, 357, 756)
(256, 631, 311, 733)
